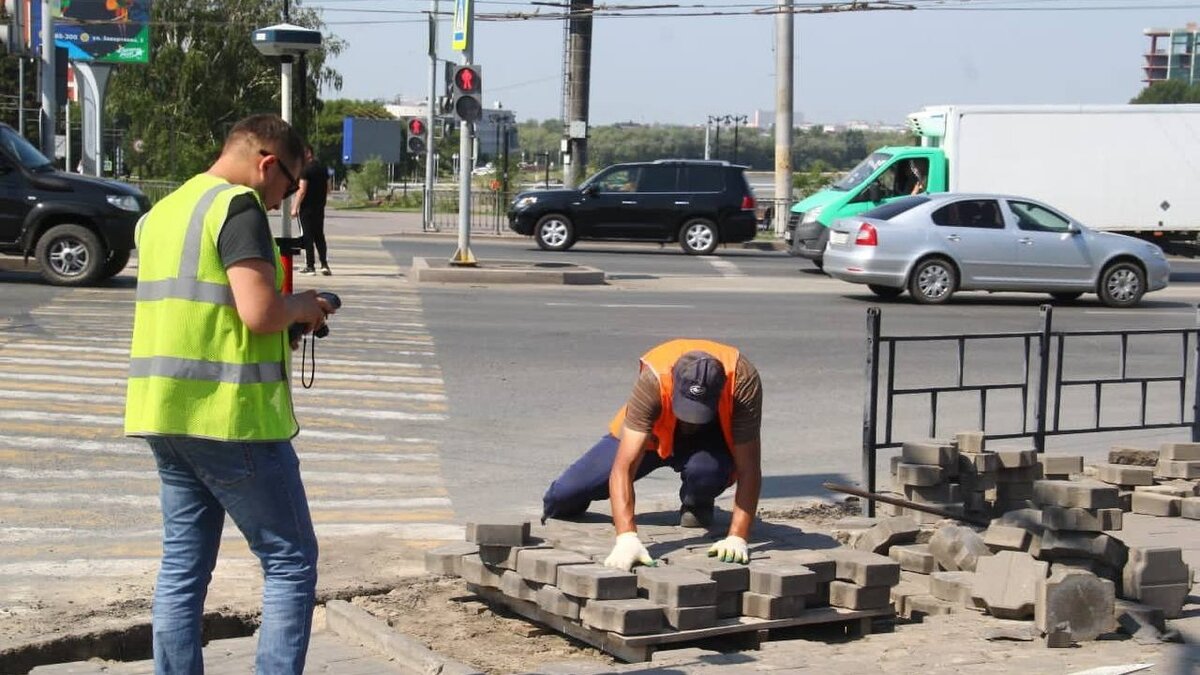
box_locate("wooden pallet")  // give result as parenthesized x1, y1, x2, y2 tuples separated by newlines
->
(470, 585, 894, 662)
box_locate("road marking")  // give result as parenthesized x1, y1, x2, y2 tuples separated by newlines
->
(307, 372, 444, 385)
(544, 302, 695, 309)
(0, 356, 125, 369)
(292, 406, 446, 421)
(706, 257, 746, 277)
(0, 411, 118, 425)
(0, 372, 125, 386)
(0, 435, 143, 455)
(1083, 309, 1198, 316)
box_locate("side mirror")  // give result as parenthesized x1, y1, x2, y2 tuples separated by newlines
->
(1067, 223, 1082, 235)
(583, 184, 599, 197)
(865, 183, 882, 203)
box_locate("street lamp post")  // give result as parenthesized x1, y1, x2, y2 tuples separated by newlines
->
(731, 114, 748, 164)
(251, 23, 322, 294)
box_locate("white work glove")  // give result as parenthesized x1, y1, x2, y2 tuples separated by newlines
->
(604, 532, 655, 571)
(707, 535, 749, 564)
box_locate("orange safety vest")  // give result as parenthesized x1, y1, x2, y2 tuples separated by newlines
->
(608, 339, 739, 459)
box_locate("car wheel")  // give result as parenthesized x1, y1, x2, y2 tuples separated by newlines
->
(868, 284, 903, 299)
(534, 214, 575, 251)
(908, 257, 957, 305)
(35, 223, 106, 286)
(1097, 261, 1145, 308)
(1050, 291, 1083, 303)
(102, 249, 132, 280)
(812, 257, 824, 271)
(679, 219, 719, 255)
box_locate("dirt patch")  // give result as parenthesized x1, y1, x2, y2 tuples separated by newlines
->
(351, 576, 614, 674)
(756, 499, 862, 526)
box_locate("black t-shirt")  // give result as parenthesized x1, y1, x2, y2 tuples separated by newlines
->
(299, 162, 329, 213)
(217, 193, 276, 268)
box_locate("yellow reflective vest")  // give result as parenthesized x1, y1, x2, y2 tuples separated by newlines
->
(124, 173, 297, 441)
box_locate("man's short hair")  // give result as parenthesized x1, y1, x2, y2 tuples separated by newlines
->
(225, 114, 304, 168)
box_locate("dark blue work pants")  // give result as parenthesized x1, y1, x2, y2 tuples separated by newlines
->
(542, 432, 733, 521)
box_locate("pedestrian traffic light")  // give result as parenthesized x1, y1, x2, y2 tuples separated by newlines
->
(407, 117, 427, 154)
(451, 65, 482, 122)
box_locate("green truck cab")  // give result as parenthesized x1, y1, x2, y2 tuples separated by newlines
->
(784, 146, 945, 266)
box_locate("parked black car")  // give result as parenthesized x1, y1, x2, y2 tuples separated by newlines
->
(0, 123, 148, 285)
(507, 160, 758, 254)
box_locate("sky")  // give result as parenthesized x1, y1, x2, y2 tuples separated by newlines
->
(312, 0, 1200, 125)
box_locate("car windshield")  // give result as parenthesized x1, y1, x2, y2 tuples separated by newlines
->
(831, 152, 891, 191)
(0, 126, 53, 172)
(861, 195, 931, 220)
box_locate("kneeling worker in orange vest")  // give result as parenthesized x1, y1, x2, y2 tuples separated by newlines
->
(541, 339, 763, 571)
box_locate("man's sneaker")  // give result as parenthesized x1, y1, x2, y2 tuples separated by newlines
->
(679, 503, 714, 528)
(299, 266, 316, 275)
(320, 265, 332, 276)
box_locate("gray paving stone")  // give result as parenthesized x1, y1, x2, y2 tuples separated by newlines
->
(928, 525, 992, 572)
(902, 439, 960, 468)
(1155, 459, 1200, 480)
(748, 562, 819, 597)
(995, 481, 1035, 502)
(580, 598, 666, 635)
(466, 521, 530, 546)
(1108, 446, 1159, 466)
(1181, 496, 1200, 520)
(1133, 583, 1191, 620)
(959, 451, 1000, 473)
(480, 542, 551, 570)
(954, 431, 985, 454)
(993, 447, 1039, 469)
(895, 463, 944, 487)
(1122, 546, 1190, 597)
(636, 565, 718, 607)
(907, 593, 957, 620)
(424, 541, 479, 576)
(1033, 480, 1121, 509)
(958, 471, 997, 494)
(515, 548, 593, 585)
(1041, 455, 1084, 477)
(556, 564, 638, 600)
(741, 591, 806, 619)
(669, 554, 750, 592)
(1040, 505, 1123, 532)
(460, 554, 504, 587)
(1035, 568, 1116, 641)
(889, 581, 927, 618)
(1131, 491, 1182, 516)
(930, 571, 975, 606)
(663, 604, 718, 630)
(1038, 530, 1128, 570)
(716, 591, 742, 618)
(826, 548, 901, 587)
(536, 584, 584, 620)
(1114, 599, 1167, 635)
(1160, 442, 1200, 461)
(500, 569, 541, 602)
(983, 524, 1031, 552)
(1136, 482, 1197, 498)
(971, 551, 1048, 619)
(903, 483, 963, 505)
(889, 543, 936, 574)
(996, 464, 1044, 483)
(853, 515, 920, 554)
(829, 581, 892, 610)
(1096, 463, 1155, 487)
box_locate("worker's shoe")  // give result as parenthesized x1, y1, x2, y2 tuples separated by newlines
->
(299, 266, 316, 275)
(679, 503, 714, 528)
(320, 265, 332, 276)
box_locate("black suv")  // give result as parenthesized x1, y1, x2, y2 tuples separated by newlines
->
(507, 160, 758, 254)
(0, 123, 148, 285)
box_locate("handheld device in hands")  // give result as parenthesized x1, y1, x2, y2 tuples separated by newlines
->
(289, 291, 341, 342)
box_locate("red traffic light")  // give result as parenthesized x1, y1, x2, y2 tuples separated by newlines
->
(408, 118, 426, 136)
(454, 66, 480, 92)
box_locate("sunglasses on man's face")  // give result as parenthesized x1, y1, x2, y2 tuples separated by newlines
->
(259, 150, 300, 199)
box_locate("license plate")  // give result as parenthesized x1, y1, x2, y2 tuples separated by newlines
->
(830, 230, 850, 246)
(784, 231, 792, 242)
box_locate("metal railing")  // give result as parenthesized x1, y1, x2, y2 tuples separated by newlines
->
(424, 187, 512, 234)
(861, 304, 1200, 516)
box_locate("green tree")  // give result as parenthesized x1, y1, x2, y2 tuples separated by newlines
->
(348, 156, 388, 202)
(1131, 80, 1200, 104)
(108, 0, 344, 179)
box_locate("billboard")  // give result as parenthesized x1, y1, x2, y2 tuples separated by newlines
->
(31, 0, 152, 64)
(342, 118, 404, 165)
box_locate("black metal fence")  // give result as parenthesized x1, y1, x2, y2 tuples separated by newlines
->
(861, 304, 1200, 516)
(425, 187, 512, 234)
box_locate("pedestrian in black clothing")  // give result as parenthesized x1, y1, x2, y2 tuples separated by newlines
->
(292, 145, 332, 275)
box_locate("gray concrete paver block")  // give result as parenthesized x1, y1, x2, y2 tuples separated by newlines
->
(1040, 505, 1122, 532)
(853, 515, 920, 554)
(556, 564, 638, 600)
(636, 565, 719, 607)
(971, 550, 1048, 620)
(515, 548, 593, 585)
(930, 571, 975, 606)
(1155, 459, 1200, 480)
(983, 524, 1031, 552)
(896, 463, 944, 487)
(1033, 480, 1121, 509)
(1182, 496, 1200, 520)
(826, 548, 901, 587)
(902, 439, 960, 468)
(828, 581, 892, 610)
(907, 593, 957, 620)
(759, 549, 836, 583)
(580, 598, 666, 635)
(1038, 530, 1128, 570)
(1108, 446, 1159, 466)
(741, 591, 806, 619)
(717, 591, 742, 618)
(928, 525, 992, 572)
(536, 584, 584, 620)
(1122, 546, 1190, 619)
(747, 562, 818, 597)
(1131, 491, 1182, 517)
(465, 521, 530, 546)
(994, 447, 1038, 469)
(663, 604, 719, 630)
(1096, 463, 1156, 487)
(954, 431, 985, 454)
(1035, 568, 1116, 641)
(1041, 455, 1084, 477)
(1161, 442, 1200, 461)
(460, 554, 504, 587)
(500, 569, 541, 602)
(424, 541, 479, 576)
(669, 554, 751, 592)
(889, 543, 936, 574)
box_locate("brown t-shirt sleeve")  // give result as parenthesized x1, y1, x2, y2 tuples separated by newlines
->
(622, 356, 762, 444)
(731, 355, 763, 444)
(622, 368, 661, 434)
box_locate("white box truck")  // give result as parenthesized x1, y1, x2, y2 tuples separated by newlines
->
(786, 104, 1200, 263)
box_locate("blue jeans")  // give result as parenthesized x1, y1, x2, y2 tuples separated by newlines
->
(147, 436, 319, 675)
(542, 432, 734, 521)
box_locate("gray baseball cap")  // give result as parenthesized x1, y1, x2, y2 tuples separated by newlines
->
(671, 351, 726, 424)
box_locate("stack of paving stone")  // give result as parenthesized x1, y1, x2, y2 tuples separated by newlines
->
(885, 431, 1085, 521)
(425, 521, 900, 640)
(1088, 442, 1200, 518)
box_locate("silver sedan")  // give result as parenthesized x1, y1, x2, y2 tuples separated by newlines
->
(822, 193, 1170, 307)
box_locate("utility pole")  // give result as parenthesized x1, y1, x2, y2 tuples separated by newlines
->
(424, 0, 438, 230)
(39, 0, 55, 157)
(703, 120, 711, 160)
(562, 0, 592, 188)
(731, 114, 747, 164)
(774, 0, 794, 236)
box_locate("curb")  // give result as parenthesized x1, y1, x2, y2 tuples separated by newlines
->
(325, 600, 483, 675)
(410, 257, 606, 285)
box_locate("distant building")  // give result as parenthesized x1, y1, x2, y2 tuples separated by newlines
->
(1144, 24, 1200, 85)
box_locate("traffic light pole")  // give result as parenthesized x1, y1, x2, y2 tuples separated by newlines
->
(450, 43, 476, 265)
(423, 0, 438, 231)
(38, 0, 55, 157)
